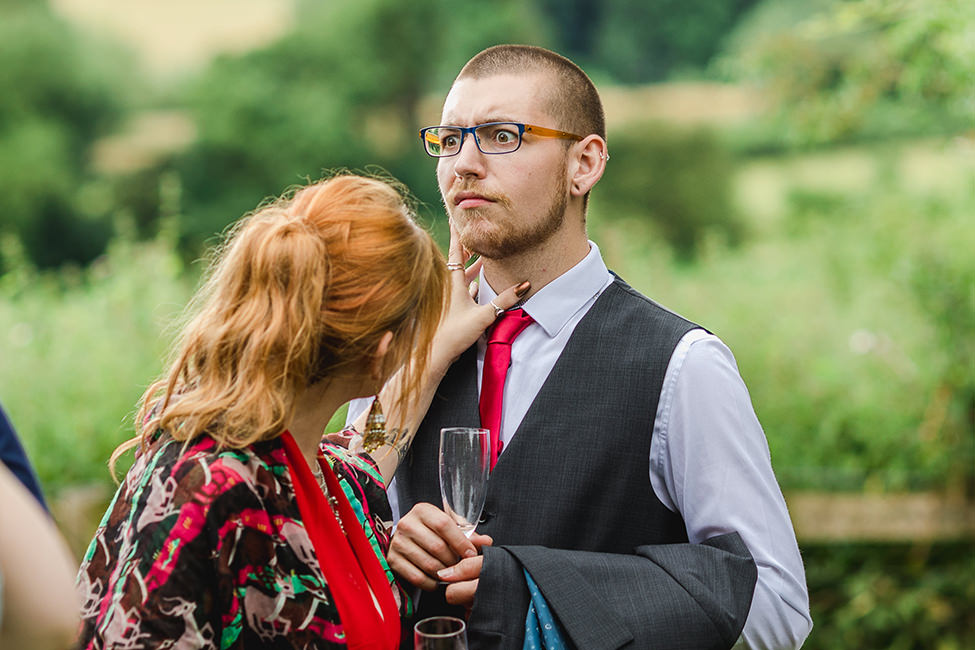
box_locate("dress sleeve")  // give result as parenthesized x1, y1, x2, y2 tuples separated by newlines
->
(320, 442, 413, 615)
(77, 448, 255, 649)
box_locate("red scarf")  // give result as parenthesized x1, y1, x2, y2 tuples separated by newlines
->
(281, 431, 400, 649)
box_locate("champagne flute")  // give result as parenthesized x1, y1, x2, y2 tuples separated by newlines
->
(439, 427, 490, 538)
(414, 615, 467, 649)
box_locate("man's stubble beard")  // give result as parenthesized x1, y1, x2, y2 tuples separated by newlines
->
(450, 174, 569, 261)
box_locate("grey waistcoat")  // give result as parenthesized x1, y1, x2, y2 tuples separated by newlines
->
(396, 276, 697, 553)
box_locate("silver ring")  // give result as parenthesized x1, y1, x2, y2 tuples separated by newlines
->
(489, 300, 504, 317)
(446, 262, 464, 271)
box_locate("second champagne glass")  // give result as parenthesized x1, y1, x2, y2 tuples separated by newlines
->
(439, 427, 490, 538)
(414, 616, 467, 649)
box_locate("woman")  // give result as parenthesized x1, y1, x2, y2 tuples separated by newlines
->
(77, 174, 454, 649)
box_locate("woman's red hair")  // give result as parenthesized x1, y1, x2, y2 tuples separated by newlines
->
(112, 174, 446, 471)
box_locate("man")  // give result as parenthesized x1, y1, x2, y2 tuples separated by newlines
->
(358, 45, 811, 649)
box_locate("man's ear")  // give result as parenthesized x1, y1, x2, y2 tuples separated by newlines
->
(370, 330, 395, 380)
(569, 135, 608, 197)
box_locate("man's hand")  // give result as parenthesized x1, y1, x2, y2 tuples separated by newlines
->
(388, 502, 492, 592)
(437, 554, 485, 608)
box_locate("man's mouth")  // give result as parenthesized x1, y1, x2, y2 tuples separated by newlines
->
(453, 192, 495, 209)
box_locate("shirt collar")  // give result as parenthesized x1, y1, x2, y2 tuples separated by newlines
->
(478, 241, 610, 338)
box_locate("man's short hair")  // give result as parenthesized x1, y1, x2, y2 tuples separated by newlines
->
(456, 45, 605, 142)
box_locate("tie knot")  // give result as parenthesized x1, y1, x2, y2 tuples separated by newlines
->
(487, 308, 534, 345)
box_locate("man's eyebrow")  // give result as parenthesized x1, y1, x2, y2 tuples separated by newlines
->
(481, 116, 520, 124)
(439, 115, 521, 126)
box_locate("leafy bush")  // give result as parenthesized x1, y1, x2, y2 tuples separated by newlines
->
(802, 542, 975, 649)
(0, 231, 193, 496)
(718, 0, 975, 149)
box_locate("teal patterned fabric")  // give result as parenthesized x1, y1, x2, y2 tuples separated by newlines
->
(522, 568, 569, 650)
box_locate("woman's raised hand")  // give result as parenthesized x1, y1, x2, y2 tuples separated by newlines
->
(359, 222, 529, 483)
(430, 220, 529, 373)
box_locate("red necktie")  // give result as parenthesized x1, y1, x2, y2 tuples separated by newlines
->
(479, 308, 534, 470)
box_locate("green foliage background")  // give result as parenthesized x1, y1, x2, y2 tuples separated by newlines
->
(0, 0, 133, 269)
(0, 0, 972, 646)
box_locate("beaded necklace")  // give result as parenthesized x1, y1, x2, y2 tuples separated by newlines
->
(311, 457, 345, 534)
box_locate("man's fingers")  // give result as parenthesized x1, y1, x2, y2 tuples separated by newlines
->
(436, 555, 483, 582)
(426, 514, 479, 561)
(444, 578, 479, 607)
(387, 543, 438, 591)
(388, 529, 449, 584)
(396, 507, 468, 567)
(388, 503, 478, 589)
(467, 532, 493, 550)
(439, 556, 483, 608)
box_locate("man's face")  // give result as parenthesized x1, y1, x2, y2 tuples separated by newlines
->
(436, 73, 572, 260)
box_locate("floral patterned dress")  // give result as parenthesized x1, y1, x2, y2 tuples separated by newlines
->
(76, 432, 407, 649)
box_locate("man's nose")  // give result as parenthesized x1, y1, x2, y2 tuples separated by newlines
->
(452, 132, 487, 178)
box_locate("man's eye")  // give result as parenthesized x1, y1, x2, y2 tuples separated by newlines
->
(441, 134, 460, 149)
(494, 129, 516, 144)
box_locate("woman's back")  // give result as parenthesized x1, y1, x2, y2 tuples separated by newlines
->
(78, 432, 402, 648)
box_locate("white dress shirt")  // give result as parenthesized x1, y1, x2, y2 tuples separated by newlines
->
(351, 241, 812, 649)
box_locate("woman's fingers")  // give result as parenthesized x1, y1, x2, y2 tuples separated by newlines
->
(465, 257, 482, 299)
(445, 220, 468, 285)
(446, 219, 469, 266)
(464, 256, 482, 285)
(446, 218, 461, 259)
(444, 217, 534, 330)
(488, 281, 531, 316)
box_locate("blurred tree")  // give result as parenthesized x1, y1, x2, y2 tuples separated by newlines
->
(535, 0, 759, 82)
(533, 0, 601, 60)
(174, 0, 546, 252)
(720, 0, 975, 146)
(593, 124, 742, 259)
(0, 0, 132, 269)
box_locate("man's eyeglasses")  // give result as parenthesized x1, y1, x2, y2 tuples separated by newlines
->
(419, 122, 583, 157)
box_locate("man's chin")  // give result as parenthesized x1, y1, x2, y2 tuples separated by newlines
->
(453, 213, 496, 250)
(459, 234, 512, 261)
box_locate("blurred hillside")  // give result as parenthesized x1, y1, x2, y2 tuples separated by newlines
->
(51, 0, 294, 80)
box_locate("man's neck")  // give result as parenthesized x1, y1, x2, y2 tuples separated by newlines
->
(481, 227, 591, 300)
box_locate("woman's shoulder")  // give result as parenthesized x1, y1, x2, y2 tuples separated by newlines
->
(320, 440, 392, 526)
(319, 441, 384, 488)
(129, 432, 289, 505)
